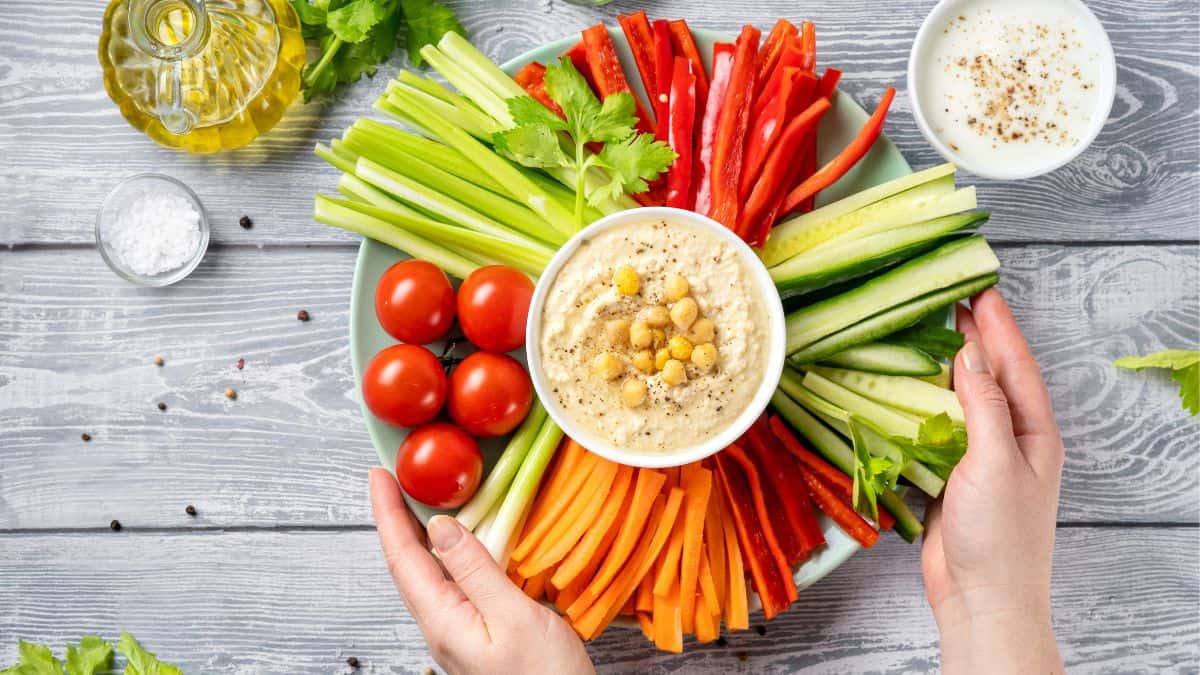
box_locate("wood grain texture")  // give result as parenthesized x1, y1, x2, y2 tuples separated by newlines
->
(0, 0, 1196, 245)
(0, 528, 1195, 674)
(2, 245, 1196, 529)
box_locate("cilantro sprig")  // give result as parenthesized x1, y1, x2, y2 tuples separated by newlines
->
(493, 56, 676, 226)
(291, 0, 465, 101)
(1115, 349, 1200, 416)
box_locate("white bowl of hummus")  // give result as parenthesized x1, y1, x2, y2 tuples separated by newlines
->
(527, 207, 786, 469)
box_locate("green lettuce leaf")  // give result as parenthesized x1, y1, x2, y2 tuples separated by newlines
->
(1115, 350, 1200, 416)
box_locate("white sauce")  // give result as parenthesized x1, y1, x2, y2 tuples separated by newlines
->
(916, 0, 1106, 172)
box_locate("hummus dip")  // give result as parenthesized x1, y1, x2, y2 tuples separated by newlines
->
(539, 217, 770, 454)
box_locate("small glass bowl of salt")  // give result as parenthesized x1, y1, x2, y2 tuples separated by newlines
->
(96, 174, 210, 286)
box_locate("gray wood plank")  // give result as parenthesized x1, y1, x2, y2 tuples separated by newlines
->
(0, 0, 1195, 245)
(0, 527, 1195, 673)
(2, 244, 1196, 529)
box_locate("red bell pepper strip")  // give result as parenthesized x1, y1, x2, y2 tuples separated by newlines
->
(798, 21, 816, 72)
(739, 97, 831, 244)
(721, 444, 797, 602)
(742, 417, 825, 563)
(713, 448, 794, 619)
(563, 42, 599, 96)
(797, 462, 879, 548)
(666, 57, 696, 210)
(652, 19, 673, 141)
(618, 11, 659, 113)
(741, 69, 817, 199)
(752, 37, 804, 122)
(707, 24, 761, 230)
(782, 86, 897, 214)
(581, 24, 655, 135)
(754, 18, 798, 98)
(692, 43, 734, 216)
(815, 67, 842, 102)
(768, 415, 896, 530)
(666, 20, 709, 110)
(514, 62, 564, 117)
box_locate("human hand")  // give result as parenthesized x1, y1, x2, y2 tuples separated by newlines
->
(369, 468, 595, 675)
(920, 289, 1065, 674)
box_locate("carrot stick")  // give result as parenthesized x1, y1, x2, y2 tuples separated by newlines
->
(518, 457, 617, 574)
(522, 567, 550, 600)
(545, 580, 559, 604)
(717, 487, 749, 630)
(654, 576, 683, 653)
(512, 448, 599, 562)
(552, 465, 636, 589)
(652, 503, 686, 596)
(521, 438, 584, 535)
(620, 595, 636, 616)
(507, 566, 523, 587)
(566, 469, 667, 621)
(797, 463, 880, 548)
(573, 488, 684, 639)
(698, 549, 721, 617)
(637, 557, 656, 612)
(636, 612, 654, 641)
(703, 485, 727, 612)
(693, 594, 719, 644)
(677, 463, 713, 633)
(723, 445, 798, 602)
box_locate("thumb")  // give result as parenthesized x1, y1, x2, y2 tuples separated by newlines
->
(954, 341, 1020, 467)
(427, 514, 532, 621)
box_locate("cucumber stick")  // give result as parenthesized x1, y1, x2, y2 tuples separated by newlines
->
(770, 390, 924, 542)
(802, 371, 922, 439)
(820, 343, 942, 376)
(761, 163, 957, 266)
(808, 366, 966, 424)
(789, 273, 999, 364)
(786, 235, 1001, 354)
(808, 187, 978, 253)
(772, 212, 987, 295)
(919, 363, 953, 389)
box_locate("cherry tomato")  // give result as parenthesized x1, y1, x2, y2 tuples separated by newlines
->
(396, 423, 483, 509)
(448, 351, 533, 438)
(456, 266, 533, 353)
(375, 260, 455, 344)
(362, 344, 446, 428)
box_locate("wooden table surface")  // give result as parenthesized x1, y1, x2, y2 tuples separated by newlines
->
(2, 0, 1198, 672)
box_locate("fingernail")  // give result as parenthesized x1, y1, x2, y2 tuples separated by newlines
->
(428, 515, 463, 554)
(961, 341, 991, 374)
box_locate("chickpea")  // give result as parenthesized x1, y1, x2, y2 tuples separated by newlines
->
(621, 378, 648, 408)
(668, 335, 693, 360)
(655, 348, 671, 371)
(593, 352, 624, 381)
(605, 319, 631, 346)
(665, 274, 690, 302)
(614, 265, 640, 295)
(660, 359, 687, 387)
(669, 297, 699, 331)
(652, 328, 667, 349)
(632, 350, 656, 374)
(630, 321, 653, 349)
(691, 343, 718, 371)
(690, 317, 716, 344)
(638, 305, 670, 327)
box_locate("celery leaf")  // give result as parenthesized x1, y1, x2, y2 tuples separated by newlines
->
(116, 633, 181, 675)
(1115, 349, 1200, 416)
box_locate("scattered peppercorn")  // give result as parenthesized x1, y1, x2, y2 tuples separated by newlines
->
(715, 636, 728, 647)
(754, 625, 766, 636)
(157, 402, 167, 411)
(236, 358, 245, 370)
(346, 656, 360, 669)
(110, 519, 122, 531)
(224, 387, 237, 400)
(297, 309, 311, 322)
(736, 651, 749, 662)
(81, 433, 92, 442)
(239, 215, 253, 229)
(185, 504, 197, 516)
(153, 355, 164, 367)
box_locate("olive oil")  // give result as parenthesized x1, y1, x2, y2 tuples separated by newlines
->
(99, 0, 306, 153)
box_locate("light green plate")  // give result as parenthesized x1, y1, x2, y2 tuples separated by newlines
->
(348, 27, 917, 602)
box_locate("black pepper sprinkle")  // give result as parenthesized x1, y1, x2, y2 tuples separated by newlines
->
(157, 402, 167, 411)
(185, 504, 197, 516)
(736, 651, 749, 661)
(110, 519, 122, 531)
(297, 309, 311, 322)
(81, 433, 92, 442)
(346, 656, 360, 669)
(754, 625, 766, 636)
(239, 215, 253, 229)
(716, 636, 728, 647)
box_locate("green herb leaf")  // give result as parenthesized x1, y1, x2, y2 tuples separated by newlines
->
(507, 95, 568, 131)
(1115, 349, 1200, 416)
(325, 0, 395, 42)
(63, 637, 112, 675)
(399, 0, 466, 66)
(591, 132, 677, 204)
(494, 125, 570, 168)
(543, 56, 602, 134)
(116, 633, 181, 675)
(893, 412, 968, 480)
(848, 416, 900, 521)
(2, 641, 63, 675)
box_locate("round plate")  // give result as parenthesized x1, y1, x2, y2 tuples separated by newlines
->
(348, 27, 915, 597)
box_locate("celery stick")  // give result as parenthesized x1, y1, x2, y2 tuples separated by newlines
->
(387, 85, 578, 235)
(314, 195, 483, 279)
(482, 416, 564, 563)
(337, 173, 435, 220)
(438, 32, 527, 100)
(419, 44, 514, 127)
(355, 157, 544, 248)
(382, 87, 499, 141)
(314, 143, 357, 175)
(385, 80, 501, 138)
(456, 402, 548, 531)
(348, 121, 508, 195)
(330, 197, 550, 276)
(473, 500, 500, 542)
(395, 70, 464, 105)
(339, 137, 563, 248)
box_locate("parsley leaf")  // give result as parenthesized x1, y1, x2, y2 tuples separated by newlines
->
(116, 633, 181, 675)
(848, 417, 901, 522)
(494, 56, 675, 226)
(892, 412, 968, 480)
(1115, 349, 1200, 416)
(399, 0, 466, 66)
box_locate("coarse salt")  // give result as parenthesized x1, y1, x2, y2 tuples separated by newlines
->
(104, 190, 203, 276)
